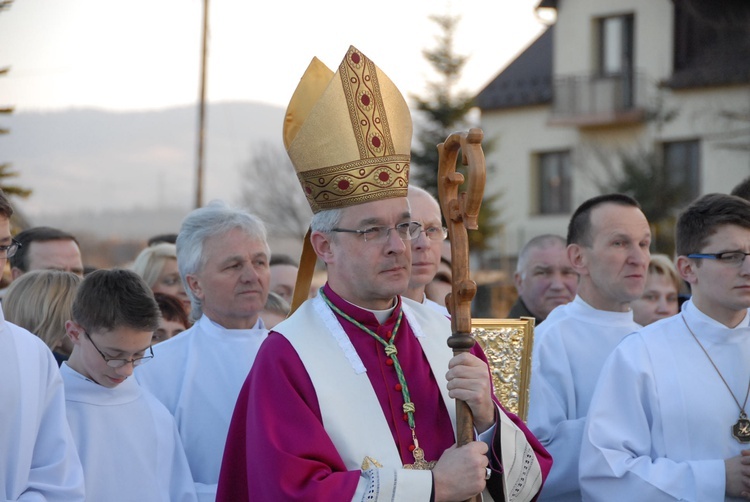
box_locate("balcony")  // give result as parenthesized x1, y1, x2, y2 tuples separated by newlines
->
(549, 71, 648, 128)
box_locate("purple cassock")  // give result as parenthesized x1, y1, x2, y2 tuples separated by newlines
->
(217, 284, 551, 501)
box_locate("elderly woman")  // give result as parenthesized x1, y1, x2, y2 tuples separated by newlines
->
(3, 269, 82, 365)
(631, 254, 683, 326)
(131, 242, 190, 314)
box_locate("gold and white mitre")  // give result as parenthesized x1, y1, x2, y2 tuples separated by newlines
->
(283, 45, 412, 213)
(283, 46, 413, 311)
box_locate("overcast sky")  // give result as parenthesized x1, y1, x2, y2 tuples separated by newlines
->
(0, 0, 548, 112)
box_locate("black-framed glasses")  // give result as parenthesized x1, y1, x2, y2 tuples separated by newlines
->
(0, 239, 21, 259)
(84, 330, 153, 368)
(416, 225, 448, 242)
(687, 251, 750, 267)
(331, 221, 422, 243)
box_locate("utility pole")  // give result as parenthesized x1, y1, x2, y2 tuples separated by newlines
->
(194, 0, 209, 209)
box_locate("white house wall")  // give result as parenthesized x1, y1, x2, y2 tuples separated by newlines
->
(482, 105, 576, 255)
(554, 0, 673, 79)
(479, 0, 750, 259)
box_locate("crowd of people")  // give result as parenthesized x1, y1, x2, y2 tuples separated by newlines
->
(3, 44, 750, 502)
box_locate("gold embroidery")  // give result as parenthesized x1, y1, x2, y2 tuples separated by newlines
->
(361, 456, 383, 470)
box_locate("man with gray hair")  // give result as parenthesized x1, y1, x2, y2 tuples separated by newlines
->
(508, 234, 578, 324)
(136, 200, 270, 502)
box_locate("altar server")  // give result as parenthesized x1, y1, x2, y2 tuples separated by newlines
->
(63, 269, 197, 501)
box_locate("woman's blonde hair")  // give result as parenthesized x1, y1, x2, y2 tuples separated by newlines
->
(648, 254, 684, 294)
(3, 269, 82, 350)
(131, 242, 178, 288)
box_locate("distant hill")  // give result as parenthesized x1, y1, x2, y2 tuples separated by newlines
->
(0, 101, 286, 238)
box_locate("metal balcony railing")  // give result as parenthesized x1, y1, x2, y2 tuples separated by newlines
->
(550, 71, 647, 126)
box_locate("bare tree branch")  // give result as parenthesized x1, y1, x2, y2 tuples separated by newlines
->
(238, 143, 312, 238)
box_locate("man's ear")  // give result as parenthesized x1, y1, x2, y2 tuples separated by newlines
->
(310, 231, 334, 265)
(65, 320, 84, 346)
(676, 256, 697, 285)
(513, 271, 523, 291)
(185, 274, 204, 301)
(567, 244, 587, 275)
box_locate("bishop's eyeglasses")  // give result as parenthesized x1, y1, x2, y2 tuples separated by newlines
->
(84, 330, 154, 368)
(331, 221, 422, 243)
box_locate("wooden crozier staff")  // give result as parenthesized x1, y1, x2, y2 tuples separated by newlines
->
(437, 127, 486, 502)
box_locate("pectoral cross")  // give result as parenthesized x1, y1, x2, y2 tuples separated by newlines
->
(402, 435, 437, 470)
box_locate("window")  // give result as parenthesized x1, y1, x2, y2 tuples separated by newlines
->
(598, 15, 634, 76)
(663, 140, 700, 207)
(597, 14, 635, 109)
(537, 151, 572, 215)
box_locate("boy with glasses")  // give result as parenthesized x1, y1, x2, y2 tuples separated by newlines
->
(580, 193, 750, 500)
(62, 269, 197, 501)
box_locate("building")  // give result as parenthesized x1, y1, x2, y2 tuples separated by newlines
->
(476, 0, 750, 256)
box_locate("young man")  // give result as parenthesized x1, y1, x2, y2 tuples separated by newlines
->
(580, 193, 750, 501)
(0, 191, 85, 500)
(136, 201, 271, 501)
(509, 234, 578, 324)
(528, 193, 651, 501)
(217, 45, 550, 502)
(62, 268, 197, 501)
(404, 185, 450, 316)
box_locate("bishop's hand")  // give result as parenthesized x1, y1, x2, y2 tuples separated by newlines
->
(446, 352, 495, 433)
(433, 442, 488, 502)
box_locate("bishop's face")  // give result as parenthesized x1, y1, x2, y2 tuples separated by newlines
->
(322, 197, 412, 310)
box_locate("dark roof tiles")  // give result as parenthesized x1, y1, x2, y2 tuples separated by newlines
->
(475, 26, 553, 111)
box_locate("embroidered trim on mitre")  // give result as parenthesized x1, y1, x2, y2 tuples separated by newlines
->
(340, 46, 394, 159)
(298, 156, 409, 212)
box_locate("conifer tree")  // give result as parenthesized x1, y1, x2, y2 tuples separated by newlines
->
(0, 1, 32, 202)
(410, 13, 502, 252)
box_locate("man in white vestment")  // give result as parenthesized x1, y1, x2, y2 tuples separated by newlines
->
(0, 190, 85, 501)
(580, 193, 750, 501)
(136, 200, 270, 502)
(62, 269, 197, 501)
(403, 185, 450, 316)
(528, 193, 651, 501)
